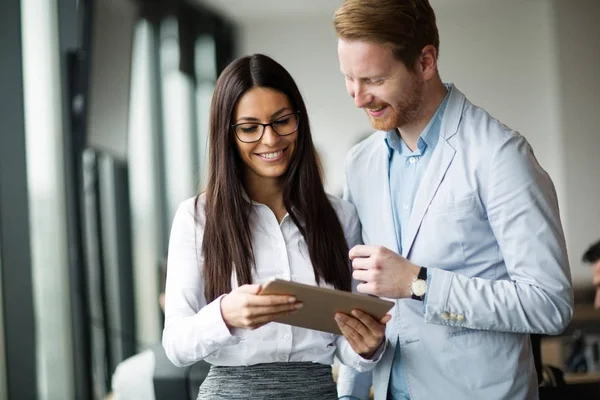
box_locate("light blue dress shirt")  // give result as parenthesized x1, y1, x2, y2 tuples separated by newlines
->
(385, 92, 449, 400)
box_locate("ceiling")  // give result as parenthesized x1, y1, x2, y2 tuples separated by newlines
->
(195, 0, 499, 21)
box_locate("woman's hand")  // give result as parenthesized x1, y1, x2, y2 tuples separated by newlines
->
(335, 309, 391, 359)
(220, 284, 303, 330)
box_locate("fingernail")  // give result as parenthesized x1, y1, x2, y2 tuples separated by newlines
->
(288, 297, 296, 303)
(294, 303, 303, 309)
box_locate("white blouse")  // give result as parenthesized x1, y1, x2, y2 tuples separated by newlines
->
(162, 193, 381, 372)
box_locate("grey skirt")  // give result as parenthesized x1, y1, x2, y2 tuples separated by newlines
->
(196, 362, 338, 400)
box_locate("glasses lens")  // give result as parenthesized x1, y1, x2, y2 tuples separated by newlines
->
(272, 113, 299, 136)
(235, 124, 263, 142)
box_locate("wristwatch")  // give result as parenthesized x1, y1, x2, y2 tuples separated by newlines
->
(410, 266, 428, 301)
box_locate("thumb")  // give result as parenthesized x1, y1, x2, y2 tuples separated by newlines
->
(236, 284, 262, 294)
(379, 314, 392, 324)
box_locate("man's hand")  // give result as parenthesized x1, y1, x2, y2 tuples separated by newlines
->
(350, 245, 420, 299)
(335, 309, 391, 359)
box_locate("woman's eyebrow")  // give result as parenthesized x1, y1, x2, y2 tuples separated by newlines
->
(237, 107, 293, 122)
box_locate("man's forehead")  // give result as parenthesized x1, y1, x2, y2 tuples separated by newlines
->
(338, 39, 396, 75)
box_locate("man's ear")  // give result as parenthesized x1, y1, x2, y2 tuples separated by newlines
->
(418, 45, 438, 80)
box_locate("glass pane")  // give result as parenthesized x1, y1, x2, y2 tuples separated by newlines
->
(21, 0, 74, 398)
(160, 17, 197, 221)
(194, 35, 217, 189)
(128, 19, 163, 347)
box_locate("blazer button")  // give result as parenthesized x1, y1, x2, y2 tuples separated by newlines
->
(441, 312, 450, 320)
(456, 315, 465, 322)
(449, 313, 457, 320)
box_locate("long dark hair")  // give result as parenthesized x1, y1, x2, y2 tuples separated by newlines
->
(200, 54, 352, 302)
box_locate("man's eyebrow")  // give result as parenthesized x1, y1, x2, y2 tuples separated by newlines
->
(343, 73, 387, 81)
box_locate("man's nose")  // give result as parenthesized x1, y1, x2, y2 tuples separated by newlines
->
(353, 84, 371, 108)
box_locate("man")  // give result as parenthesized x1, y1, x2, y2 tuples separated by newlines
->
(333, 1, 573, 399)
(582, 240, 600, 308)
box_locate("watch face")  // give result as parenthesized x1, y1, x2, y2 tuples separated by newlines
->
(412, 279, 427, 297)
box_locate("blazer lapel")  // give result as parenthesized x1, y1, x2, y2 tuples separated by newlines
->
(402, 141, 455, 257)
(368, 140, 400, 254)
(401, 85, 465, 257)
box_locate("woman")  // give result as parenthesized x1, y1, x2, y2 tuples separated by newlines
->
(162, 54, 388, 400)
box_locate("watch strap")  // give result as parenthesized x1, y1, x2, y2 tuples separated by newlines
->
(411, 266, 428, 301)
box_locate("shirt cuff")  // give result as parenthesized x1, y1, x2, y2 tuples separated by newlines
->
(336, 335, 387, 372)
(355, 337, 387, 365)
(197, 294, 242, 347)
(422, 268, 432, 311)
(369, 338, 387, 360)
(423, 268, 453, 324)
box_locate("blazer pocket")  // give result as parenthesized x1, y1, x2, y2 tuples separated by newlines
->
(427, 195, 476, 215)
(448, 326, 479, 338)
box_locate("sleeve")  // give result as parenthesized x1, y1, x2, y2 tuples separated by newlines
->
(335, 191, 376, 392)
(161, 199, 241, 367)
(424, 133, 573, 334)
(333, 199, 386, 371)
(337, 367, 373, 400)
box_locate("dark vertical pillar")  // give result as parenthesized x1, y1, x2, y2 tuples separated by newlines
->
(58, 0, 93, 398)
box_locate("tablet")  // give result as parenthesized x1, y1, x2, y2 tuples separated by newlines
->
(259, 278, 394, 335)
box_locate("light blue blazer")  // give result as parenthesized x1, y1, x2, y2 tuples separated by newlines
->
(339, 85, 573, 400)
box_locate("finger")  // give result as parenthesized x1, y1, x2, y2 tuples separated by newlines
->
(349, 245, 380, 260)
(351, 309, 386, 333)
(335, 314, 364, 347)
(379, 314, 392, 324)
(246, 302, 303, 318)
(351, 257, 373, 271)
(352, 269, 372, 282)
(356, 282, 376, 295)
(247, 294, 297, 306)
(338, 312, 373, 338)
(248, 308, 300, 328)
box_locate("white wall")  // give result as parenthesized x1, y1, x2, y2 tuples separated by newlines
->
(237, 0, 598, 287)
(552, 0, 600, 286)
(435, 0, 564, 205)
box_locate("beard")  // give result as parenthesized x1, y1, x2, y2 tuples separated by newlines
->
(365, 76, 424, 131)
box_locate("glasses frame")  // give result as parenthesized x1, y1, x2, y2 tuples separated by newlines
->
(231, 111, 301, 143)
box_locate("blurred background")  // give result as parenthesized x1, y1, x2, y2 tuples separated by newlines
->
(0, 0, 598, 399)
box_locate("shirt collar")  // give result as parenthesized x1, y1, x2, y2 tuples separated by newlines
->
(384, 85, 451, 158)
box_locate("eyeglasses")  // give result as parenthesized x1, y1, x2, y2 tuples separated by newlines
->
(232, 112, 300, 143)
